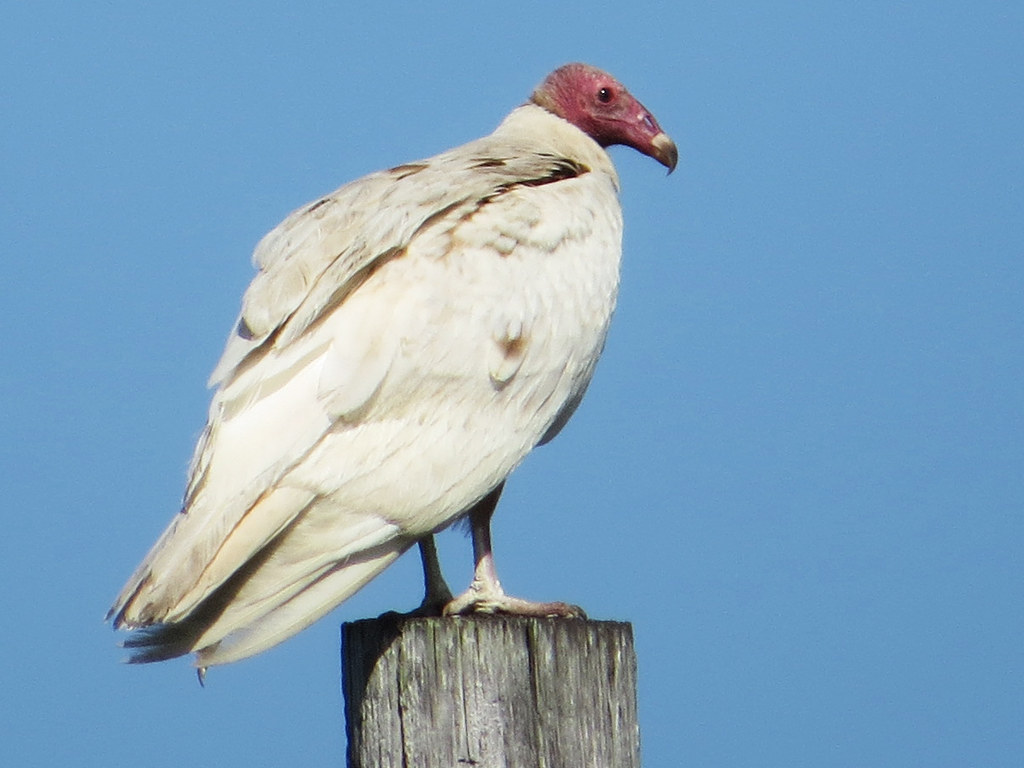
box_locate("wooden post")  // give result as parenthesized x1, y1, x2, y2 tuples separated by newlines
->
(342, 614, 640, 768)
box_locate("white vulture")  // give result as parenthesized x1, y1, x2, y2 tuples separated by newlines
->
(108, 63, 677, 671)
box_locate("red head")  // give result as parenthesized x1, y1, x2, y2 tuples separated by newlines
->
(531, 63, 677, 172)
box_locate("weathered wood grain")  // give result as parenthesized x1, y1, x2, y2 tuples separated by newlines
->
(342, 615, 640, 767)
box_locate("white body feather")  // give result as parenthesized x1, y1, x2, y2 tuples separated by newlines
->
(110, 104, 624, 666)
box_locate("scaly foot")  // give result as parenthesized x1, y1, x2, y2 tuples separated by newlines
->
(443, 578, 585, 618)
(444, 483, 585, 618)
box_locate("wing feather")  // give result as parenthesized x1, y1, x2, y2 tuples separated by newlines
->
(209, 143, 591, 389)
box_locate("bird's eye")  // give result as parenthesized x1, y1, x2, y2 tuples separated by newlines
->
(597, 87, 613, 103)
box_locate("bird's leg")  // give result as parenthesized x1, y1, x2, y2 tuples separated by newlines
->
(443, 483, 585, 618)
(414, 535, 453, 615)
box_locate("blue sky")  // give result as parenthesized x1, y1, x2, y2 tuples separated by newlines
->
(3, 2, 1021, 766)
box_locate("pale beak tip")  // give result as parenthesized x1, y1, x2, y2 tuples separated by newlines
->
(651, 132, 678, 174)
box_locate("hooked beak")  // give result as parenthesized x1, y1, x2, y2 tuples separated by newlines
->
(650, 132, 678, 174)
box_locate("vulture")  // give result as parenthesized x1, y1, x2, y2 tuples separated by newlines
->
(108, 63, 677, 672)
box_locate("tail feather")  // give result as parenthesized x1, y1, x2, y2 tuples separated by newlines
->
(116, 507, 412, 666)
(197, 543, 407, 666)
(122, 627, 196, 664)
(118, 523, 290, 663)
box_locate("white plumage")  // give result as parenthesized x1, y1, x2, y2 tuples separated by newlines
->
(109, 63, 676, 669)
